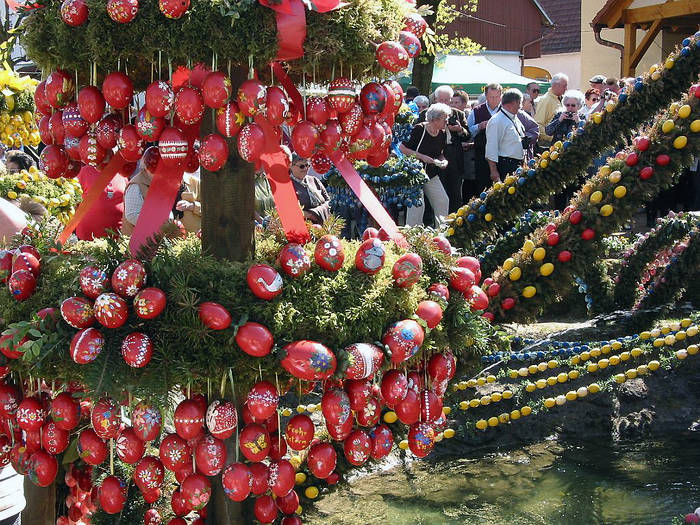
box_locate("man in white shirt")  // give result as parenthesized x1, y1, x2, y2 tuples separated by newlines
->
(485, 89, 525, 182)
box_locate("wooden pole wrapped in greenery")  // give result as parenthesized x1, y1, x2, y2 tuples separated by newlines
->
(445, 34, 700, 251)
(484, 86, 700, 323)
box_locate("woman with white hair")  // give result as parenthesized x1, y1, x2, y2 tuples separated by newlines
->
(399, 103, 450, 227)
(544, 89, 586, 145)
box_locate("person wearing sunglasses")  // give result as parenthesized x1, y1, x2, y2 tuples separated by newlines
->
(522, 82, 540, 116)
(289, 154, 330, 224)
(544, 90, 586, 145)
(583, 88, 601, 119)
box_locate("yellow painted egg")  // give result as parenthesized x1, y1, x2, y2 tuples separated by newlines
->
(678, 104, 691, 119)
(676, 349, 688, 360)
(521, 406, 532, 416)
(613, 374, 626, 383)
(611, 341, 622, 351)
(662, 120, 675, 133)
(487, 416, 499, 427)
(674, 136, 687, 149)
(509, 267, 522, 281)
(510, 409, 521, 420)
(640, 331, 651, 340)
(664, 335, 676, 345)
(533, 247, 546, 261)
(600, 166, 611, 176)
(609, 355, 621, 365)
(295, 472, 307, 484)
(493, 182, 503, 191)
(522, 286, 537, 298)
(544, 398, 555, 408)
(653, 338, 664, 348)
(625, 369, 637, 379)
(590, 191, 603, 204)
(443, 406, 452, 416)
(571, 356, 580, 365)
(525, 383, 536, 392)
(305, 486, 319, 499)
(590, 348, 601, 358)
(491, 392, 502, 403)
(541, 151, 550, 159)
(546, 377, 557, 386)
(459, 401, 469, 410)
(565, 391, 577, 401)
(502, 390, 513, 400)
(620, 351, 631, 361)
(498, 413, 510, 424)
(557, 372, 568, 383)
(523, 240, 535, 253)
(676, 331, 686, 341)
(580, 351, 590, 361)
(480, 395, 491, 406)
(587, 363, 598, 373)
(487, 375, 496, 383)
(547, 360, 558, 369)
(527, 365, 538, 374)
(598, 359, 609, 369)
(446, 228, 455, 236)
(537, 362, 548, 372)
(650, 328, 661, 337)
(648, 360, 660, 371)
(614, 185, 627, 198)
(568, 370, 579, 380)
(687, 326, 698, 337)
(503, 258, 515, 271)
(469, 399, 480, 408)
(690, 120, 700, 133)
(550, 151, 559, 161)
(485, 213, 493, 222)
(651, 71, 661, 81)
(476, 377, 486, 386)
(605, 102, 616, 113)
(444, 428, 456, 439)
(600, 204, 613, 216)
(508, 186, 516, 195)
(535, 379, 547, 389)
(383, 411, 398, 424)
(296, 405, 306, 413)
(540, 263, 554, 277)
(466, 379, 477, 388)
(593, 113, 603, 124)
(637, 365, 648, 375)
(509, 370, 519, 379)
(687, 344, 698, 355)
(476, 419, 488, 430)
(588, 383, 601, 393)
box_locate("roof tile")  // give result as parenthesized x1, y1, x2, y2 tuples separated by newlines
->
(538, 0, 581, 54)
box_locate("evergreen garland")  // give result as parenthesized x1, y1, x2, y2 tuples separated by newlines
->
(484, 88, 700, 323)
(445, 34, 700, 251)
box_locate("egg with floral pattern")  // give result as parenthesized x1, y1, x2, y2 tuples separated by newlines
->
(79, 266, 110, 299)
(133, 287, 166, 319)
(246, 381, 279, 421)
(121, 332, 153, 368)
(278, 243, 311, 278)
(116, 427, 146, 464)
(343, 343, 384, 380)
(370, 424, 393, 460)
(343, 429, 371, 466)
(356, 396, 381, 427)
(280, 340, 337, 381)
(382, 319, 424, 364)
(134, 456, 165, 492)
(131, 401, 161, 441)
(159, 433, 191, 472)
(195, 434, 227, 477)
(392, 252, 423, 288)
(327, 77, 356, 114)
(93, 292, 128, 329)
(91, 397, 120, 440)
(70, 327, 103, 364)
(314, 235, 344, 271)
(408, 421, 435, 458)
(111, 259, 146, 298)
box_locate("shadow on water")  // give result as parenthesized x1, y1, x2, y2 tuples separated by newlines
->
(308, 433, 700, 525)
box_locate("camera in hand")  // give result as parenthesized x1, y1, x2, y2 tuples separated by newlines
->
(565, 111, 574, 118)
(448, 114, 458, 126)
(521, 136, 531, 150)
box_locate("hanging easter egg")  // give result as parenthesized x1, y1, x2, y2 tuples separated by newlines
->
(131, 401, 161, 441)
(319, 119, 343, 153)
(98, 475, 127, 514)
(174, 86, 205, 125)
(278, 243, 311, 278)
(159, 0, 190, 19)
(194, 435, 226, 477)
(93, 292, 128, 329)
(356, 396, 381, 427)
(0, 384, 19, 419)
(416, 300, 443, 329)
(455, 255, 481, 282)
(144, 509, 161, 525)
(246, 264, 283, 300)
(339, 102, 364, 136)
(343, 429, 371, 466)
(398, 30, 422, 58)
(174, 399, 205, 440)
(347, 125, 373, 160)
(403, 13, 427, 37)
(391, 252, 422, 288)
(102, 71, 133, 109)
(134, 107, 165, 141)
(120, 332, 153, 368)
(215, 101, 244, 138)
(276, 488, 299, 515)
(449, 267, 475, 292)
(408, 422, 435, 458)
(50, 392, 80, 431)
(310, 152, 333, 173)
(198, 301, 231, 330)
(39, 145, 68, 179)
(237, 122, 265, 162)
(239, 424, 270, 462)
(34, 81, 51, 116)
(77, 429, 108, 465)
(355, 237, 385, 275)
(16, 397, 45, 432)
(61, 0, 88, 26)
(7, 270, 36, 301)
(181, 473, 211, 510)
(79, 132, 107, 167)
(107, 0, 138, 23)
(280, 340, 337, 381)
(117, 124, 144, 162)
(134, 456, 164, 492)
(115, 428, 145, 464)
(38, 115, 52, 145)
(360, 82, 387, 115)
(382, 319, 425, 363)
(386, 80, 404, 115)
(427, 352, 456, 383)
(380, 369, 408, 406)
(61, 297, 95, 328)
(62, 103, 88, 138)
(41, 421, 69, 455)
(465, 285, 489, 311)
(159, 126, 189, 166)
(376, 41, 410, 73)
(49, 111, 66, 145)
(246, 381, 279, 421)
(70, 327, 103, 364)
(306, 96, 329, 126)
(313, 235, 344, 271)
(0, 329, 26, 359)
(268, 459, 295, 497)
(205, 400, 237, 440)
(159, 433, 191, 472)
(222, 463, 252, 502)
(9, 444, 31, 476)
(112, 259, 146, 298)
(234, 321, 274, 358)
(264, 85, 289, 125)
(321, 387, 351, 426)
(369, 424, 394, 460)
(285, 414, 314, 451)
(145, 80, 174, 117)
(198, 133, 229, 172)
(345, 379, 370, 411)
(77, 86, 104, 124)
(91, 397, 120, 439)
(396, 389, 421, 425)
(420, 390, 443, 422)
(327, 77, 356, 114)
(133, 287, 166, 319)
(45, 70, 74, 109)
(249, 462, 269, 495)
(343, 343, 384, 380)
(254, 495, 277, 524)
(307, 442, 336, 479)
(28, 450, 58, 487)
(291, 120, 319, 158)
(237, 79, 267, 117)
(95, 113, 122, 149)
(327, 414, 353, 442)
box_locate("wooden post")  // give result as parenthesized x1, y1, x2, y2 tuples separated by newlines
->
(622, 23, 637, 77)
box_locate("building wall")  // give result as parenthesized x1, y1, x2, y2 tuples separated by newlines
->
(525, 52, 582, 89)
(447, 0, 544, 58)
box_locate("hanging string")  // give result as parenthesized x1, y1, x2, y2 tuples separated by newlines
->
(151, 61, 154, 83)
(275, 373, 281, 451)
(302, 70, 307, 119)
(228, 369, 238, 462)
(158, 50, 162, 79)
(331, 63, 335, 81)
(207, 378, 211, 401)
(248, 55, 254, 80)
(109, 439, 114, 475)
(220, 372, 227, 399)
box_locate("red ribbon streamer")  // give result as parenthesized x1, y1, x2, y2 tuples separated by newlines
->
(255, 115, 311, 244)
(274, 0, 307, 61)
(58, 154, 127, 245)
(271, 62, 304, 122)
(328, 150, 407, 248)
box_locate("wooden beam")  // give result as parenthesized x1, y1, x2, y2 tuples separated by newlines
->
(622, 0, 700, 25)
(622, 23, 637, 76)
(604, 0, 635, 29)
(630, 18, 663, 69)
